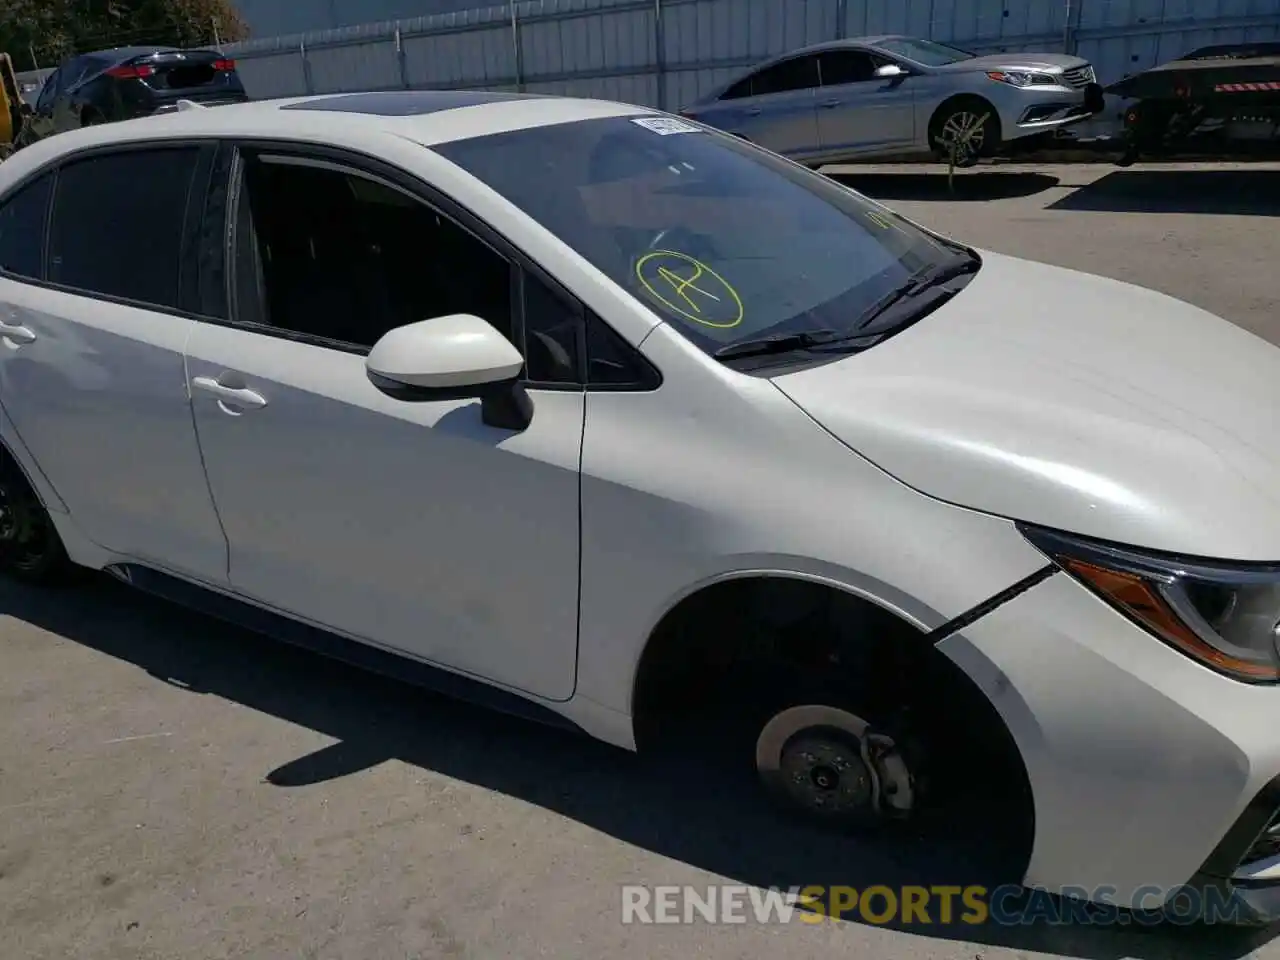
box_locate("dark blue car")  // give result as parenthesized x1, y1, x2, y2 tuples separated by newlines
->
(17, 46, 248, 148)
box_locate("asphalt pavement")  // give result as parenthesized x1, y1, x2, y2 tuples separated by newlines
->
(2, 161, 1279, 960)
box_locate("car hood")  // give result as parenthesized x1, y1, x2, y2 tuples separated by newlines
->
(772, 251, 1280, 562)
(939, 52, 1089, 73)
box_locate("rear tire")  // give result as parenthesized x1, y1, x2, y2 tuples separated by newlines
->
(0, 457, 75, 585)
(930, 97, 1002, 167)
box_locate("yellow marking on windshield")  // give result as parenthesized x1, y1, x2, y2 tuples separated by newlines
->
(635, 250, 744, 329)
(865, 210, 896, 230)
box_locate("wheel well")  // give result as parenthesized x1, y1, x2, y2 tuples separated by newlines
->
(929, 94, 1002, 143)
(631, 575, 1034, 853)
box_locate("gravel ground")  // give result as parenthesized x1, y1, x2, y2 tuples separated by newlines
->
(2, 161, 1279, 960)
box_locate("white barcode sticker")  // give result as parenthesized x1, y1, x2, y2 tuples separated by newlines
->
(631, 116, 701, 135)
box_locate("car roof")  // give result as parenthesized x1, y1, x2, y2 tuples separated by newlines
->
(0, 91, 655, 187)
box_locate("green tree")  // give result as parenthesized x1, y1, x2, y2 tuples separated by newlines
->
(1, 0, 248, 70)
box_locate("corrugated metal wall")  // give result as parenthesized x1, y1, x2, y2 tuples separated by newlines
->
(27, 0, 1278, 130)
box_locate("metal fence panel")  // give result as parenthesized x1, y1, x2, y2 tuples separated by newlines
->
(307, 41, 404, 92)
(521, 1, 656, 78)
(233, 52, 310, 96)
(404, 25, 517, 86)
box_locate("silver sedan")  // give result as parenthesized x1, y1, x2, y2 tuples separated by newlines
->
(681, 35, 1104, 166)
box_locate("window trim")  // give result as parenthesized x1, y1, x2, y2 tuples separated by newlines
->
(4, 139, 216, 320)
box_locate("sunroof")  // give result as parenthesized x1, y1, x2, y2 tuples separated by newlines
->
(281, 90, 536, 116)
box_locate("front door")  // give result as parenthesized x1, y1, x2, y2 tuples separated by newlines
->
(185, 148, 584, 701)
(815, 50, 917, 156)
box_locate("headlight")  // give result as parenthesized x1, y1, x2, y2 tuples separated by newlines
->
(986, 70, 1058, 87)
(1020, 524, 1280, 683)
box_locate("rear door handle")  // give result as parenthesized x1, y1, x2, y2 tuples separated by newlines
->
(0, 321, 35, 345)
(745, 106, 762, 116)
(820, 98, 841, 108)
(191, 376, 268, 410)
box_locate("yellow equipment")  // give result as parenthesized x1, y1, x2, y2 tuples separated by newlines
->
(0, 54, 26, 160)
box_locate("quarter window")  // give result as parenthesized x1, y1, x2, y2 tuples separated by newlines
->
(521, 269, 581, 385)
(48, 147, 201, 310)
(0, 175, 53, 280)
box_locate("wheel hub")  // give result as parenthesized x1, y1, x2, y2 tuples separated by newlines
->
(756, 704, 916, 828)
(781, 735, 873, 815)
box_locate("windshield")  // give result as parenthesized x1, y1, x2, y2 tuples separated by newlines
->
(434, 115, 962, 360)
(874, 38, 975, 66)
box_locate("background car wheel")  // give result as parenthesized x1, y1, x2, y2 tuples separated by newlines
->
(0, 456, 75, 585)
(930, 97, 1002, 168)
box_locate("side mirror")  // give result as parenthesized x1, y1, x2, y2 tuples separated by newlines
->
(366, 314, 534, 431)
(875, 64, 907, 79)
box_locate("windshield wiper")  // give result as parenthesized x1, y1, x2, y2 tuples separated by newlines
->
(853, 253, 980, 333)
(714, 328, 880, 361)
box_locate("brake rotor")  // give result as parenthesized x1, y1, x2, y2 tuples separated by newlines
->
(756, 704, 915, 828)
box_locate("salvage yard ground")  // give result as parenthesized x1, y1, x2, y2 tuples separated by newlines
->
(2, 161, 1279, 960)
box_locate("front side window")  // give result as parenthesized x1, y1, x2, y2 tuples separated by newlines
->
(48, 147, 200, 309)
(0, 175, 53, 280)
(435, 116, 963, 362)
(819, 51, 879, 86)
(232, 154, 515, 352)
(874, 38, 974, 66)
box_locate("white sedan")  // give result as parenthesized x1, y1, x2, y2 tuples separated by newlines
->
(0, 90, 1277, 925)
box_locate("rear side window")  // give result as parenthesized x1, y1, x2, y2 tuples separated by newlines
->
(49, 148, 200, 310)
(720, 77, 754, 101)
(35, 69, 60, 111)
(751, 56, 820, 96)
(0, 175, 53, 280)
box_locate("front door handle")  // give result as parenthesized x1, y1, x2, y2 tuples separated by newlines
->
(0, 321, 35, 345)
(819, 98, 841, 108)
(191, 376, 268, 410)
(745, 106, 762, 116)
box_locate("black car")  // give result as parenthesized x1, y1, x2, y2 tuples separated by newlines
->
(16, 46, 248, 147)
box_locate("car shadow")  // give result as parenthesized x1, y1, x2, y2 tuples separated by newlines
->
(1047, 169, 1280, 216)
(827, 171, 1061, 202)
(3, 575, 1276, 959)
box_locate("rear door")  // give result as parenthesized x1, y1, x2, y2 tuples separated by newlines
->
(815, 50, 917, 155)
(0, 143, 229, 583)
(706, 55, 821, 159)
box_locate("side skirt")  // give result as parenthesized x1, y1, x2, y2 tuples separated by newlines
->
(105, 562, 584, 735)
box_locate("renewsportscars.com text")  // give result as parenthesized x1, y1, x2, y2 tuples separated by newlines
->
(620, 883, 1247, 926)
